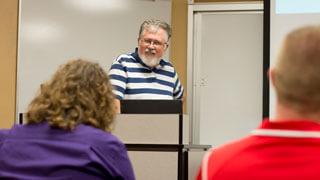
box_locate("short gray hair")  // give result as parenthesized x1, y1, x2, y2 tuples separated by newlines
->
(138, 19, 171, 41)
(274, 25, 320, 113)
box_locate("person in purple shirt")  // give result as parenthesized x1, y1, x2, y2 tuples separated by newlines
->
(0, 59, 135, 180)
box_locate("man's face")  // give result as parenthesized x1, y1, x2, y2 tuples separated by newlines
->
(138, 28, 168, 68)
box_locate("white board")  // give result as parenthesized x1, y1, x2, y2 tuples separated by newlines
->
(16, 0, 171, 119)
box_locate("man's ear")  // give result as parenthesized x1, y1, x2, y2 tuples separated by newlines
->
(164, 43, 169, 50)
(269, 68, 275, 87)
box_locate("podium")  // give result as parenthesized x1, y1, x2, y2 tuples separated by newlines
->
(113, 100, 210, 180)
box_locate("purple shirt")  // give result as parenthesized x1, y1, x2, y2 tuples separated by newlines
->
(0, 122, 135, 180)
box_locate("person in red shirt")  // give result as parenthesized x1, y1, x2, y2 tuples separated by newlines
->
(197, 25, 320, 180)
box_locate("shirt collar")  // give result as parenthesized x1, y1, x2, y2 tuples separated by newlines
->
(260, 118, 320, 131)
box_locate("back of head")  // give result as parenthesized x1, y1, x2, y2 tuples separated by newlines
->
(26, 59, 116, 131)
(273, 25, 320, 113)
(138, 19, 171, 41)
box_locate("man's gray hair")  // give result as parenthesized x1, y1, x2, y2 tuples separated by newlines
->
(138, 19, 172, 41)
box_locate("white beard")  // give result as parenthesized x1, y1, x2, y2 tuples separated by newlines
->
(140, 55, 160, 68)
(139, 49, 161, 68)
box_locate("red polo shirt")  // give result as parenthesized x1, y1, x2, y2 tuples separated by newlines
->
(197, 119, 320, 180)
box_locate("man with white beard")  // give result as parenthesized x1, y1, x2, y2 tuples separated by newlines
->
(108, 19, 184, 111)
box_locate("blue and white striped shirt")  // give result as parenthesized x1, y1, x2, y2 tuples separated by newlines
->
(108, 49, 184, 100)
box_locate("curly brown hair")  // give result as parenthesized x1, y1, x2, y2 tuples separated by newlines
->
(25, 59, 116, 132)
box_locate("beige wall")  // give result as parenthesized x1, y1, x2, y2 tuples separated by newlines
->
(0, 0, 18, 128)
(170, 0, 188, 112)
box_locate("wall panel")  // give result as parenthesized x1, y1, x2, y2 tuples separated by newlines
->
(171, 0, 188, 111)
(0, 0, 18, 128)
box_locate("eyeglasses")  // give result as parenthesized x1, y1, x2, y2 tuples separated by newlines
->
(140, 38, 168, 47)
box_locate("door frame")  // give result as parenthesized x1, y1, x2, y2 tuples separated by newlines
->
(187, 2, 264, 144)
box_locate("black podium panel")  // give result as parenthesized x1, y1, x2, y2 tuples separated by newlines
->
(120, 100, 182, 114)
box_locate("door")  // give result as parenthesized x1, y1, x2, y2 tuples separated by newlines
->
(188, 3, 263, 146)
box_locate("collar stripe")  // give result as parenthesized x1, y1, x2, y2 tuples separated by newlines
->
(251, 129, 320, 138)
